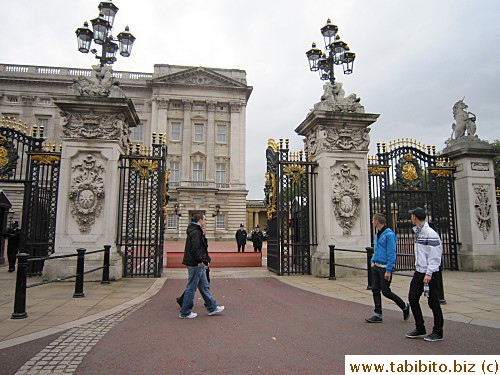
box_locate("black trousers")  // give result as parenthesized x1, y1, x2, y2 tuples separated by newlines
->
(408, 271, 444, 335)
(370, 265, 406, 315)
(7, 247, 18, 270)
(253, 245, 262, 252)
(237, 243, 245, 252)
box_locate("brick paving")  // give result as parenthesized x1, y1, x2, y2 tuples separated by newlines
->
(13, 301, 147, 375)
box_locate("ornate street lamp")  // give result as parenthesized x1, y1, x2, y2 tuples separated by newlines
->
(75, 0, 135, 66)
(306, 19, 355, 84)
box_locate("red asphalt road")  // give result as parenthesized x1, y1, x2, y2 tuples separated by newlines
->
(68, 277, 499, 375)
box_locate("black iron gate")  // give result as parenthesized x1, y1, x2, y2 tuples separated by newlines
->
(0, 118, 60, 275)
(368, 140, 458, 271)
(117, 139, 167, 277)
(265, 138, 317, 275)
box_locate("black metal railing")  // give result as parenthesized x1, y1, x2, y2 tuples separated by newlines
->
(328, 244, 446, 303)
(11, 245, 111, 319)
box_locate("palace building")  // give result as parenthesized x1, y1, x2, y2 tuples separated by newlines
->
(0, 63, 253, 242)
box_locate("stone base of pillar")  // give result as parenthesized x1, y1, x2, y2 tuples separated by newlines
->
(459, 246, 500, 271)
(42, 252, 123, 281)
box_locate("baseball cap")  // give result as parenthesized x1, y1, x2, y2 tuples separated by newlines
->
(408, 207, 426, 220)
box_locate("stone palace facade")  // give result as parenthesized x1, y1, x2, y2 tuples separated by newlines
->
(0, 63, 253, 241)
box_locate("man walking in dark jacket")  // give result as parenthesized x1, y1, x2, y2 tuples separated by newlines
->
(179, 213, 224, 319)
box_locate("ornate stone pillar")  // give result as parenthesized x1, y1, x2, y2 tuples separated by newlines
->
(295, 85, 379, 277)
(44, 96, 139, 281)
(442, 139, 500, 271)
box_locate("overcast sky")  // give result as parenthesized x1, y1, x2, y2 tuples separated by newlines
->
(1, 0, 499, 199)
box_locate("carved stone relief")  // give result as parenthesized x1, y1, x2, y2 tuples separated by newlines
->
(156, 98, 169, 108)
(69, 154, 105, 234)
(332, 163, 360, 236)
(306, 125, 370, 155)
(471, 162, 489, 171)
(473, 184, 492, 240)
(70, 65, 125, 98)
(230, 102, 241, 113)
(61, 110, 130, 149)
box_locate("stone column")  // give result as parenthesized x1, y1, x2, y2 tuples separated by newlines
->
(181, 100, 192, 182)
(229, 102, 241, 184)
(44, 96, 139, 281)
(295, 108, 379, 277)
(206, 101, 216, 183)
(442, 138, 500, 271)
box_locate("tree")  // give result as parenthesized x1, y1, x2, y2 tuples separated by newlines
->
(490, 139, 500, 189)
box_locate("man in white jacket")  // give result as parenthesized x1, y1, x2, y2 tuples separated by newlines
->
(405, 207, 444, 342)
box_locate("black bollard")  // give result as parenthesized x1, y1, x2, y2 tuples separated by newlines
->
(101, 245, 111, 285)
(11, 253, 29, 319)
(73, 248, 86, 298)
(366, 247, 374, 290)
(328, 245, 336, 280)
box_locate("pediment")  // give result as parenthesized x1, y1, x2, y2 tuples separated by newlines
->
(152, 67, 246, 88)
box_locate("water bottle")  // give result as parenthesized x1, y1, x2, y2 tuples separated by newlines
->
(423, 283, 430, 298)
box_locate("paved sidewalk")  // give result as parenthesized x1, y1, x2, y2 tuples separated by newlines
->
(0, 264, 499, 374)
(1, 265, 499, 349)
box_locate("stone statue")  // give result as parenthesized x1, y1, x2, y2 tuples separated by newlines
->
(311, 82, 364, 113)
(451, 99, 477, 139)
(70, 65, 119, 97)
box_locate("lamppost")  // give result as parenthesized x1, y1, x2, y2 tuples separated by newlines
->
(306, 19, 355, 84)
(75, 0, 136, 67)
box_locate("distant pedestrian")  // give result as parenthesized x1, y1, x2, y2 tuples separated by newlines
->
(405, 207, 444, 342)
(365, 213, 409, 323)
(250, 225, 264, 252)
(235, 223, 247, 252)
(179, 213, 224, 319)
(4, 221, 21, 273)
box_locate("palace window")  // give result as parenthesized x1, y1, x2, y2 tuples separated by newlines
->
(132, 122, 144, 142)
(216, 163, 227, 184)
(216, 125, 227, 143)
(215, 214, 226, 230)
(167, 214, 178, 229)
(171, 123, 181, 142)
(39, 98, 51, 104)
(169, 161, 180, 182)
(193, 162, 204, 181)
(194, 124, 204, 142)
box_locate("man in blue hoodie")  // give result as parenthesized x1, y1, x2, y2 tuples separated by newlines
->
(365, 213, 410, 323)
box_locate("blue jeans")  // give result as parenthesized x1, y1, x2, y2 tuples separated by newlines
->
(180, 265, 217, 317)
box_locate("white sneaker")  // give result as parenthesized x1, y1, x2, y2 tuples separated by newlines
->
(179, 312, 198, 319)
(208, 306, 225, 316)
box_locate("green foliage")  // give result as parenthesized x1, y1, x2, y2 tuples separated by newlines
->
(490, 139, 500, 189)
